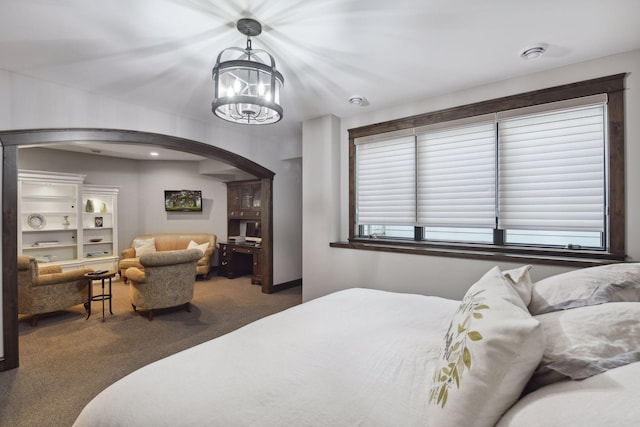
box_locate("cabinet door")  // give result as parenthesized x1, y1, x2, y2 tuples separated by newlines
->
(228, 186, 241, 218)
(248, 183, 261, 218)
(251, 183, 262, 209)
(240, 185, 253, 209)
(240, 182, 261, 219)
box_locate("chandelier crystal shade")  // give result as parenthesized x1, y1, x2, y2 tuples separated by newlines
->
(212, 19, 284, 125)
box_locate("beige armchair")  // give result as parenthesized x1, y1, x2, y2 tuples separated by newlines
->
(125, 249, 202, 320)
(18, 255, 93, 326)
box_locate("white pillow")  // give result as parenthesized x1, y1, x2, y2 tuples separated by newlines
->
(502, 265, 534, 306)
(529, 263, 640, 315)
(526, 302, 640, 392)
(187, 240, 209, 255)
(427, 266, 544, 427)
(134, 238, 156, 257)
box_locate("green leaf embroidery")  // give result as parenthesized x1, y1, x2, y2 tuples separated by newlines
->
(463, 347, 471, 369)
(468, 331, 483, 341)
(428, 293, 490, 409)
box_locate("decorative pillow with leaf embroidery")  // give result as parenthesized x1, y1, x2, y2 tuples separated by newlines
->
(426, 266, 544, 427)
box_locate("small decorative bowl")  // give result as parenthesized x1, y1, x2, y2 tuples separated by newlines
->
(89, 238, 103, 243)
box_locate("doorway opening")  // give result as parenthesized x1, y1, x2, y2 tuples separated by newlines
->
(1, 128, 275, 371)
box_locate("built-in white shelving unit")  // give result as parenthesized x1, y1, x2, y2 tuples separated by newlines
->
(18, 170, 120, 272)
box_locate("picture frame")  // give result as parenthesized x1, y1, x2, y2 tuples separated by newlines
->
(94, 216, 103, 228)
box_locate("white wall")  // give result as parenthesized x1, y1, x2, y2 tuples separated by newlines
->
(302, 49, 640, 302)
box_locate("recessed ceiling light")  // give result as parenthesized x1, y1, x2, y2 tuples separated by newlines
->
(150, 151, 159, 157)
(348, 95, 367, 106)
(520, 46, 546, 60)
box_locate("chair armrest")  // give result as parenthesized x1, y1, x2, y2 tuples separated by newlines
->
(34, 268, 93, 287)
(125, 267, 146, 283)
(121, 248, 135, 259)
(39, 264, 63, 274)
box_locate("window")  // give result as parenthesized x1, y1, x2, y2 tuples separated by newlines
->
(345, 74, 626, 263)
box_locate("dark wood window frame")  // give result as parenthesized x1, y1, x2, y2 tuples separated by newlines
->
(333, 74, 627, 266)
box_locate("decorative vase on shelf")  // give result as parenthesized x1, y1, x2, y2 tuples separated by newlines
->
(100, 202, 107, 213)
(85, 199, 94, 213)
(62, 215, 70, 229)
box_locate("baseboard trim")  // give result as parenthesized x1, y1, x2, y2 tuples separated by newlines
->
(269, 278, 302, 293)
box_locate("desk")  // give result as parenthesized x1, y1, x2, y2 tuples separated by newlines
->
(218, 242, 262, 284)
(84, 271, 116, 321)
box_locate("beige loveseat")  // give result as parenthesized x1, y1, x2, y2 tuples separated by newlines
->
(119, 233, 216, 281)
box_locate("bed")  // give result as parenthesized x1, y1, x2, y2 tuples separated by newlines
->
(74, 263, 640, 427)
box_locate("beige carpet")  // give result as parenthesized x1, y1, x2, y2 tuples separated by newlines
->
(0, 275, 301, 427)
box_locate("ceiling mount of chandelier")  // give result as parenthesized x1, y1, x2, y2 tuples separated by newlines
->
(211, 18, 284, 125)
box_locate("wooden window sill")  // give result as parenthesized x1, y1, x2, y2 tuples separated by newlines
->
(330, 239, 625, 267)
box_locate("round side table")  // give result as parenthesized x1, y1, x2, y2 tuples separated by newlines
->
(84, 270, 117, 321)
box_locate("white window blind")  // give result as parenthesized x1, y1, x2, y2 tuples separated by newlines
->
(356, 136, 416, 225)
(416, 122, 496, 227)
(498, 104, 606, 232)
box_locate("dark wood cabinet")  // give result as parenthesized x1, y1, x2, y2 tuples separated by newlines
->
(223, 180, 263, 284)
(218, 242, 262, 284)
(228, 180, 261, 219)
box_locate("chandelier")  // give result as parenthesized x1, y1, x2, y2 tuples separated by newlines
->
(212, 18, 284, 125)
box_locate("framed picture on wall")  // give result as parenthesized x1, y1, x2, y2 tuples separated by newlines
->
(94, 216, 103, 228)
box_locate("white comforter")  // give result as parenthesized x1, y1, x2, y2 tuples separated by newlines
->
(74, 288, 640, 426)
(74, 288, 459, 426)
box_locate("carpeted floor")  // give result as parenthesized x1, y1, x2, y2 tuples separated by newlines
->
(0, 275, 301, 427)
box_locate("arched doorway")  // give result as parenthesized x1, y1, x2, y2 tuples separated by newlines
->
(1, 128, 275, 371)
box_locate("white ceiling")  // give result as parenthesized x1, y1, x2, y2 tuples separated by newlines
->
(1, 0, 639, 154)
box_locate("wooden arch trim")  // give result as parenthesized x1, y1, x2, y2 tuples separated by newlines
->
(1, 128, 275, 371)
